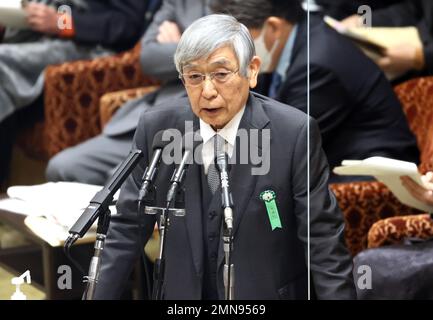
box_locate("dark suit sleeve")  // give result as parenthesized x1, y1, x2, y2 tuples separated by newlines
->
(291, 117, 356, 299)
(372, 0, 433, 75)
(72, 0, 146, 51)
(139, 0, 179, 81)
(282, 64, 352, 145)
(371, 1, 419, 27)
(93, 114, 157, 300)
(423, 42, 433, 75)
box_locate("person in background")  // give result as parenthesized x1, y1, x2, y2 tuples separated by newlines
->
(341, 0, 433, 81)
(45, 0, 210, 185)
(0, 0, 153, 188)
(211, 0, 419, 182)
(316, 0, 403, 20)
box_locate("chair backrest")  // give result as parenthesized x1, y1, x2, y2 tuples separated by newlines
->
(394, 77, 433, 173)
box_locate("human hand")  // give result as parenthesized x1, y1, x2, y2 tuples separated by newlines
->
(156, 21, 181, 43)
(401, 172, 433, 206)
(340, 14, 363, 28)
(25, 3, 59, 35)
(377, 44, 424, 75)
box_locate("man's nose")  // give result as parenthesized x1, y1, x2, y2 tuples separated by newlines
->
(201, 77, 218, 99)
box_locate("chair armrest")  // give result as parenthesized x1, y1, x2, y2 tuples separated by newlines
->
(43, 44, 158, 157)
(330, 181, 421, 256)
(368, 214, 433, 248)
(99, 86, 159, 128)
(394, 77, 433, 173)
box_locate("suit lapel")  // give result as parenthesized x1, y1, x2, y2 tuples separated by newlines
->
(217, 93, 271, 268)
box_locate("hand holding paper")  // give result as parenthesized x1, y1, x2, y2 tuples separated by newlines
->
(401, 172, 433, 207)
(325, 15, 423, 80)
(333, 157, 433, 213)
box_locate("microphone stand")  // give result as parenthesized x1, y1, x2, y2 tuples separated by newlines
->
(152, 187, 185, 300)
(150, 133, 196, 300)
(216, 153, 235, 300)
(64, 149, 143, 300)
(223, 212, 234, 300)
(137, 184, 157, 300)
(82, 208, 111, 300)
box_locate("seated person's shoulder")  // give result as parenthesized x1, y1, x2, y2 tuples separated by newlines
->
(143, 96, 190, 118)
(308, 15, 378, 71)
(252, 93, 309, 130)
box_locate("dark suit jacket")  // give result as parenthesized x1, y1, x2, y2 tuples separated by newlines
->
(256, 14, 419, 182)
(71, 0, 149, 51)
(94, 92, 356, 300)
(316, 0, 402, 20)
(372, 0, 433, 77)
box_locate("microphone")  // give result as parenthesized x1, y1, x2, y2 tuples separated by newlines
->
(138, 130, 173, 203)
(216, 152, 234, 233)
(166, 132, 201, 207)
(66, 149, 143, 246)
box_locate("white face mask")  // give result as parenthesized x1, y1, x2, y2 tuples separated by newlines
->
(254, 26, 280, 73)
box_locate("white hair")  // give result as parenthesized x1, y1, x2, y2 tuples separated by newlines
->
(174, 14, 255, 77)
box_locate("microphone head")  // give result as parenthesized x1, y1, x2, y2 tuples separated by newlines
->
(152, 129, 176, 150)
(216, 152, 231, 172)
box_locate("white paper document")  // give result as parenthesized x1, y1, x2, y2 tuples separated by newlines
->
(0, 0, 29, 29)
(0, 182, 119, 246)
(333, 156, 433, 213)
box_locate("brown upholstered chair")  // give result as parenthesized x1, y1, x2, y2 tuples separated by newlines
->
(367, 105, 433, 249)
(330, 76, 433, 256)
(368, 214, 433, 248)
(99, 86, 159, 128)
(16, 43, 159, 160)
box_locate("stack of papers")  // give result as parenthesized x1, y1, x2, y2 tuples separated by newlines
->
(333, 157, 433, 213)
(0, 0, 29, 29)
(0, 182, 119, 247)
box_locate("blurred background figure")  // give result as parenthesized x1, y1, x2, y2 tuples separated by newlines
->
(211, 0, 419, 182)
(340, 0, 433, 82)
(0, 0, 153, 189)
(316, 0, 403, 20)
(45, 0, 210, 185)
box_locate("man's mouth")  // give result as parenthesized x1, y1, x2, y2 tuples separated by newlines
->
(202, 107, 222, 115)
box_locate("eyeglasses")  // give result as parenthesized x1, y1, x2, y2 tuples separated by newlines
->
(179, 69, 239, 87)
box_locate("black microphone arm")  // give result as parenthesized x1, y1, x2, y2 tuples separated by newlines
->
(138, 130, 173, 203)
(216, 152, 234, 232)
(165, 132, 197, 207)
(65, 149, 143, 247)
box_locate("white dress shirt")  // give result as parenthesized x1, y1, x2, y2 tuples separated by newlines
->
(199, 106, 246, 174)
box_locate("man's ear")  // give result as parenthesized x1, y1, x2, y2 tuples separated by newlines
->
(248, 55, 261, 88)
(264, 16, 286, 42)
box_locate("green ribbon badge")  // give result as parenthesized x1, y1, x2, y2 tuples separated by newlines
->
(260, 190, 282, 231)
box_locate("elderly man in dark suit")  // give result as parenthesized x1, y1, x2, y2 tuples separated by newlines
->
(93, 14, 356, 300)
(0, 0, 151, 186)
(212, 0, 419, 183)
